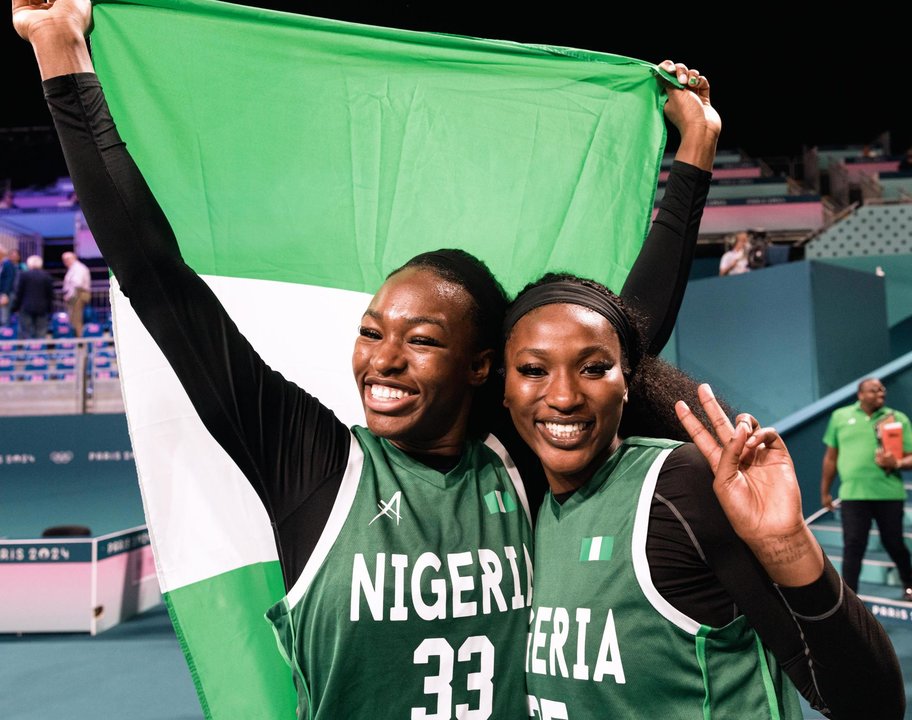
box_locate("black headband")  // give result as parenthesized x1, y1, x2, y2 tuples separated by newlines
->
(504, 282, 639, 371)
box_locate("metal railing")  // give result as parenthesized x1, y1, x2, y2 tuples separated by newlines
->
(0, 335, 123, 416)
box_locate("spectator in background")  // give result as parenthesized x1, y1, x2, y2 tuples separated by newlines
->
(61, 250, 91, 336)
(0, 246, 16, 325)
(11, 255, 54, 339)
(821, 378, 912, 601)
(6, 248, 23, 308)
(9, 248, 24, 271)
(719, 230, 751, 276)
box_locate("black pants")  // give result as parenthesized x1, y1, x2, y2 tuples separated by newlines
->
(841, 499, 912, 591)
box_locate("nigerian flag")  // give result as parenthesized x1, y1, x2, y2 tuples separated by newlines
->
(90, 0, 671, 717)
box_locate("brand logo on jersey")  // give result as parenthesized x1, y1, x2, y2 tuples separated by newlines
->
(369, 491, 402, 526)
(579, 535, 613, 562)
(484, 490, 517, 514)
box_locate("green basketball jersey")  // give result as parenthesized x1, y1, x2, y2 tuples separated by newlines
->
(267, 427, 534, 719)
(526, 437, 802, 720)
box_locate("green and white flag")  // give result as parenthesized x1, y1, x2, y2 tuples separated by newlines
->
(484, 489, 518, 514)
(91, 0, 670, 716)
(580, 535, 615, 562)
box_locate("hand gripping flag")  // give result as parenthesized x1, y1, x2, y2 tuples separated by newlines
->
(90, 0, 669, 716)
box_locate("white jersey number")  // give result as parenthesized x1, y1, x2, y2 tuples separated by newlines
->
(411, 636, 494, 720)
(528, 695, 569, 720)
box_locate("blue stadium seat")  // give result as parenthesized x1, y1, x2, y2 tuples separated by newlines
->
(56, 356, 76, 371)
(22, 372, 50, 383)
(83, 322, 104, 338)
(51, 312, 74, 338)
(24, 355, 51, 373)
(0, 354, 15, 382)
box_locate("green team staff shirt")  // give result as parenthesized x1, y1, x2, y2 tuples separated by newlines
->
(823, 403, 912, 500)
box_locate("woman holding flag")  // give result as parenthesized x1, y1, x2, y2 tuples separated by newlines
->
(16, 0, 720, 717)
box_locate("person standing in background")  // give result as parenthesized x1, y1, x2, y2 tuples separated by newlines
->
(61, 250, 91, 336)
(821, 378, 912, 600)
(0, 246, 19, 326)
(9, 248, 25, 273)
(11, 255, 54, 339)
(719, 230, 751, 276)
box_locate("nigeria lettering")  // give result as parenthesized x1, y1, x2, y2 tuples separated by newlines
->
(526, 606, 625, 684)
(350, 544, 532, 622)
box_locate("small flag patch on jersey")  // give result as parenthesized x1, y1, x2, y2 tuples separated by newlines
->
(484, 490, 517, 514)
(580, 536, 614, 562)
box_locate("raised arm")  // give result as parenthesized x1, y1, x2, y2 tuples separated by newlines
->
(675, 383, 905, 719)
(620, 60, 720, 354)
(14, 0, 351, 567)
(13, 0, 93, 78)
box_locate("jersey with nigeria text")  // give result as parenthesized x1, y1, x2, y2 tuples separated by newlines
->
(526, 437, 802, 720)
(267, 426, 534, 719)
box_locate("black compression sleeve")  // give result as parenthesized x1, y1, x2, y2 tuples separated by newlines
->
(776, 561, 905, 719)
(43, 73, 350, 584)
(649, 443, 904, 719)
(620, 161, 710, 354)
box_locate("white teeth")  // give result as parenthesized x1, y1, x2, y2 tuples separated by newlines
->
(370, 385, 411, 400)
(543, 422, 586, 438)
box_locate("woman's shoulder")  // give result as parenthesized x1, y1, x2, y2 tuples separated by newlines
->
(655, 442, 715, 496)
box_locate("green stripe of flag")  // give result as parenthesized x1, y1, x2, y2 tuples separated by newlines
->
(580, 535, 614, 561)
(164, 561, 296, 718)
(93, 0, 666, 297)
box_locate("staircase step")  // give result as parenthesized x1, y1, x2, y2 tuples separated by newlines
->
(829, 555, 902, 587)
(811, 524, 912, 553)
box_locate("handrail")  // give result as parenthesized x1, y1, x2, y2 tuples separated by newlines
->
(794, 200, 860, 247)
(775, 349, 912, 433)
(0, 334, 120, 415)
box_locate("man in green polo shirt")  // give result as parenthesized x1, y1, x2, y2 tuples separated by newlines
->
(821, 378, 912, 600)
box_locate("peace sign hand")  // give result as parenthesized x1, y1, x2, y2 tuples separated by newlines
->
(675, 383, 824, 587)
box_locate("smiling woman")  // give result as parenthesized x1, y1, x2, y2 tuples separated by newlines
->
(503, 274, 906, 719)
(504, 300, 628, 493)
(353, 263, 493, 455)
(12, 0, 725, 717)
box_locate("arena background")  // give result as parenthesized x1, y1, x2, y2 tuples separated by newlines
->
(3, 3, 911, 718)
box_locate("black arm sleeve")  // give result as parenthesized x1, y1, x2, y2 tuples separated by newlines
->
(776, 561, 906, 719)
(43, 73, 350, 586)
(648, 444, 904, 720)
(620, 161, 710, 354)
